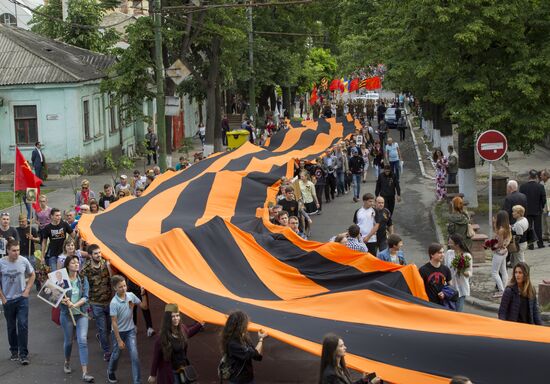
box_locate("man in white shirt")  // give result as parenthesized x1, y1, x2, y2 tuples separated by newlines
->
(353, 193, 380, 255)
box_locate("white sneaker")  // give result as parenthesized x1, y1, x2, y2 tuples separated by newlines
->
(146, 327, 155, 337)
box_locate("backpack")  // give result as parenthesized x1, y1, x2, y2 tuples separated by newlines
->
(217, 354, 232, 381)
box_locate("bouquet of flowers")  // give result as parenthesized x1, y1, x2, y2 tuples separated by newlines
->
(483, 238, 498, 251)
(33, 250, 51, 284)
(451, 252, 471, 275)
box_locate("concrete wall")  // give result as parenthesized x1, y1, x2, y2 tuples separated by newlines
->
(0, 81, 146, 172)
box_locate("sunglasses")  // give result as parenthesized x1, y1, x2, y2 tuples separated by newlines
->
(1, 212, 10, 217)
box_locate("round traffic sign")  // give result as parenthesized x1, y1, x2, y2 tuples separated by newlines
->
(476, 130, 508, 161)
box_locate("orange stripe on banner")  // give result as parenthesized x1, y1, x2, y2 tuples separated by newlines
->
(196, 171, 243, 226)
(272, 127, 311, 152)
(125, 144, 263, 244)
(224, 220, 329, 299)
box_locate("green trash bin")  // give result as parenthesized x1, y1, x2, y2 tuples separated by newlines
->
(226, 129, 250, 150)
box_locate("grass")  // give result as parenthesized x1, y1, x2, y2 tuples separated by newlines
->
(0, 189, 54, 211)
(474, 196, 501, 217)
(542, 303, 550, 313)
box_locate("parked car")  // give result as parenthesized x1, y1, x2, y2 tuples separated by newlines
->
(353, 92, 380, 101)
(384, 107, 404, 129)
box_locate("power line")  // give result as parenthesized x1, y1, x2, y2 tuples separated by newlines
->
(163, 0, 313, 13)
(6, 0, 141, 30)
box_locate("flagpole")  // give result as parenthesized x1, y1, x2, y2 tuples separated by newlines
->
(13, 148, 16, 207)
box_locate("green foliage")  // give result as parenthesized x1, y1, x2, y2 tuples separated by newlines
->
(29, 0, 119, 53)
(60, 157, 85, 194)
(104, 151, 135, 185)
(301, 48, 337, 87)
(354, 0, 550, 153)
(100, 17, 155, 125)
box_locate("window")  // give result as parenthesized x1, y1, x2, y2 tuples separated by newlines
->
(109, 94, 117, 133)
(0, 13, 16, 26)
(14, 105, 38, 145)
(83, 100, 90, 140)
(95, 97, 102, 136)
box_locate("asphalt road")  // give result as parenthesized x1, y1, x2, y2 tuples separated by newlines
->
(0, 121, 496, 384)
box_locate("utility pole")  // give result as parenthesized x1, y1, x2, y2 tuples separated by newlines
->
(154, 0, 167, 171)
(247, 1, 256, 123)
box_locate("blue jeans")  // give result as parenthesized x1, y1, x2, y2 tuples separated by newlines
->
(46, 255, 58, 272)
(3, 296, 29, 358)
(109, 329, 140, 384)
(60, 313, 89, 366)
(390, 160, 400, 180)
(91, 304, 111, 354)
(456, 296, 465, 312)
(352, 174, 361, 199)
(336, 170, 345, 195)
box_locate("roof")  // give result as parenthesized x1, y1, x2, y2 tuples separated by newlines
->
(0, 24, 115, 86)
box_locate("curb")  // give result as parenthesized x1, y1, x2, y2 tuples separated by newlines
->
(430, 204, 550, 322)
(405, 109, 432, 180)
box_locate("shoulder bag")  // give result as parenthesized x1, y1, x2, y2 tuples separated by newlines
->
(177, 365, 198, 384)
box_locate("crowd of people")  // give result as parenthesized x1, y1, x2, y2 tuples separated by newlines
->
(0, 95, 547, 384)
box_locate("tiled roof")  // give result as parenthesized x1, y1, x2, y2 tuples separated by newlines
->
(0, 24, 115, 86)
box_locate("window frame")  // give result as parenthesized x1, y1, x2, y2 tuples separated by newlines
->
(13, 105, 38, 145)
(83, 99, 91, 141)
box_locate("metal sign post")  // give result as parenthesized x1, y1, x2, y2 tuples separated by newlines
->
(476, 130, 508, 241)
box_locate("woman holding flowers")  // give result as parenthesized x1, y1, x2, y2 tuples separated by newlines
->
(444, 234, 473, 312)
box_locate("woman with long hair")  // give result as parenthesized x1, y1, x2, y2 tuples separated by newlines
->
(220, 310, 268, 384)
(444, 234, 473, 312)
(60, 255, 94, 382)
(447, 196, 473, 250)
(319, 333, 379, 384)
(57, 237, 88, 270)
(433, 149, 448, 201)
(299, 171, 320, 215)
(148, 304, 203, 383)
(498, 262, 542, 325)
(492, 210, 513, 298)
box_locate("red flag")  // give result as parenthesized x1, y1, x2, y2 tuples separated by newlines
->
(348, 78, 359, 92)
(338, 78, 345, 93)
(364, 76, 382, 90)
(309, 86, 318, 105)
(329, 79, 340, 91)
(15, 147, 42, 210)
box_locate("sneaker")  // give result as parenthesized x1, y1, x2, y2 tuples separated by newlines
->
(20, 357, 29, 365)
(353, 197, 358, 202)
(146, 327, 155, 337)
(107, 371, 118, 383)
(82, 373, 94, 382)
(10, 353, 18, 361)
(103, 352, 111, 362)
(64, 362, 72, 374)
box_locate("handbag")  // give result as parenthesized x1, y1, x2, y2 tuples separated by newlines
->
(525, 227, 537, 244)
(51, 306, 61, 326)
(177, 365, 198, 384)
(466, 223, 475, 238)
(507, 235, 519, 253)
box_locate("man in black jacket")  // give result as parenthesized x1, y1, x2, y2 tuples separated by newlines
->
(375, 164, 401, 216)
(502, 180, 527, 225)
(519, 170, 547, 249)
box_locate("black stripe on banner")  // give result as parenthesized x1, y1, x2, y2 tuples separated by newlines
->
(89, 212, 550, 384)
(160, 172, 216, 233)
(316, 118, 331, 134)
(185, 216, 280, 300)
(232, 169, 287, 219)
(264, 127, 291, 150)
(250, 231, 411, 294)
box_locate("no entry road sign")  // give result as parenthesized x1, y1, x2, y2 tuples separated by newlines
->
(476, 130, 508, 161)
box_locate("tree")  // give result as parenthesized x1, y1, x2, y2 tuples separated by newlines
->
(60, 157, 85, 194)
(29, 0, 119, 53)
(346, 0, 550, 206)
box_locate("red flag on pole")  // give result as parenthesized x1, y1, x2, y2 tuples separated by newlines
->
(348, 78, 359, 92)
(309, 86, 318, 105)
(15, 147, 42, 210)
(364, 76, 382, 90)
(329, 79, 340, 91)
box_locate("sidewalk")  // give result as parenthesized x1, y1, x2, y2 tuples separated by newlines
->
(407, 110, 550, 320)
(2, 138, 205, 218)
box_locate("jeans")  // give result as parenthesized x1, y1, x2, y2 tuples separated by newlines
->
(60, 313, 89, 366)
(352, 174, 361, 199)
(456, 296, 465, 312)
(46, 255, 58, 272)
(109, 329, 140, 384)
(491, 252, 508, 292)
(390, 160, 400, 181)
(336, 170, 345, 195)
(91, 304, 111, 353)
(3, 296, 29, 358)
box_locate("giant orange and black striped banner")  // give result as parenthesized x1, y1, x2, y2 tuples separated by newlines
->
(79, 117, 550, 384)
